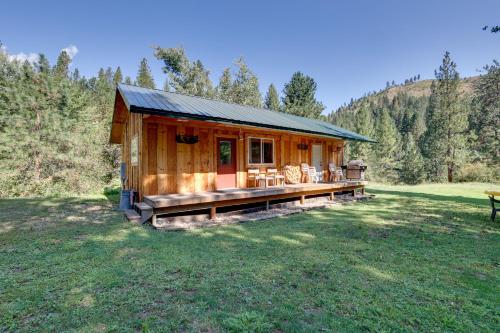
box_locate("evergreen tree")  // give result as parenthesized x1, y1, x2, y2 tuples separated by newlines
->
(154, 46, 213, 97)
(282, 72, 325, 118)
(264, 84, 280, 111)
(229, 57, 262, 107)
(161, 77, 170, 92)
(53, 50, 71, 79)
(216, 67, 233, 102)
(399, 133, 425, 184)
(136, 58, 156, 89)
(71, 68, 80, 82)
(113, 66, 123, 85)
(470, 60, 500, 165)
(373, 108, 400, 182)
(124, 76, 132, 85)
(350, 104, 374, 163)
(422, 52, 467, 182)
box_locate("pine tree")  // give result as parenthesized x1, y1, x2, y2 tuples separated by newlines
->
(350, 104, 374, 164)
(162, 77, 170, 92)
(230, 57, 262, 107)
(136, 58, 156, 89)
(399, 133, 425, 184)
(113, 66, 123, 85)
(124, 76, 132, 85)
(53, 50, 71, 79)
(282, 72, 325, 118)
(373, 108, 400, 182)
(154, 46, 213, 97)
(422, 52, 467, 182)
(470, 60, 500, 165)
(264, 84, 280, 111)
(216, 68, 233, 102)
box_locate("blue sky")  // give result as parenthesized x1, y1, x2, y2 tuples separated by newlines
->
(1, 0, 499, 112)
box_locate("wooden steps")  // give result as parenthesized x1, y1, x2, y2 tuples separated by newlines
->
(134, 202, 154, 224)
(124, 209, 141, 223)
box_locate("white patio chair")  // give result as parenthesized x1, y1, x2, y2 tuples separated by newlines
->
(308, 167, 320, 184)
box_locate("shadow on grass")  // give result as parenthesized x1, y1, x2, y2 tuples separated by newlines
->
(1, 186, 499, 331)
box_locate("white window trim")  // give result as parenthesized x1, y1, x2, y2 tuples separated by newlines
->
(247, 136, 275, 166)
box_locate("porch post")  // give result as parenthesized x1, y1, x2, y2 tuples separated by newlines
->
(210, 206, 216, 220)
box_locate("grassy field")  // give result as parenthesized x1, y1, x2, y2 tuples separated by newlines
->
(0, 183, 498, 332)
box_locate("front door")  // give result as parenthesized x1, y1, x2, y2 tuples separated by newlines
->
(217, 137, 237, 189)
(312, 144, 323, 181)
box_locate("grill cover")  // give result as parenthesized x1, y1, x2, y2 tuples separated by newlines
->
(345, 160, 367, 180)
(347, 160, 365, 169)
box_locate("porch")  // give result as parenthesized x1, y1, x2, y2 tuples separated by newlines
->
(131, 181, 367, 225)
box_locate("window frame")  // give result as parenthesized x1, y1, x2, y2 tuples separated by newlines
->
(247, 136, 275, 166)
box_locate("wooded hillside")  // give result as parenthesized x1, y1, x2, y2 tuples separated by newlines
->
(0, 45, 498, 197)
(329, 55, 499, 184)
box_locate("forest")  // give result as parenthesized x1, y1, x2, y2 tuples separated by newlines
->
(0, 44, 498, 197)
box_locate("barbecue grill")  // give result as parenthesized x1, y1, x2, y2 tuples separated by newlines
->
(341, 160, 367, 180)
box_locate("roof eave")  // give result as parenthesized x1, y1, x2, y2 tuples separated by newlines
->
(129, 105, 374, 143)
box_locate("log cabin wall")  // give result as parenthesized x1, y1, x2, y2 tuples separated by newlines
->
(134, 115, 345, 198)
(120, 111, 143, 195)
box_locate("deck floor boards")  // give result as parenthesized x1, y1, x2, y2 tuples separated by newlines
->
(144, 181, 367, 208)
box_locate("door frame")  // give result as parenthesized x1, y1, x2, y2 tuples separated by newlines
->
(311, 143, 323, 181)
(215, 136, 238, 190)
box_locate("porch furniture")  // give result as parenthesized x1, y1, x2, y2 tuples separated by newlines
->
(267, 168, 285, 187)
(342, 160, 367, 180)
(328, 163, 343, 182)
(301, 163, 310, 183)
(248, 169, 264, 187)
(284, 165, 301, 184)
(485, 190, 500, 221)
(308, 167, 320, 184)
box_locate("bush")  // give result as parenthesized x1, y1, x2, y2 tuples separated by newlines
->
(455, 162, 500, 183)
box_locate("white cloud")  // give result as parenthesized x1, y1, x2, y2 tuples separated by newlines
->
(7, 52, 40, 64)
(1, 43, 39, 64)
(61, 45, 78, 59)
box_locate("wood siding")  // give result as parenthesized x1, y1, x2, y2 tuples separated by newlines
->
(127, 115, 345, 198)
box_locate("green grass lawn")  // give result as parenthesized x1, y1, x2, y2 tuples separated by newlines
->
(0, 183, 499, 332)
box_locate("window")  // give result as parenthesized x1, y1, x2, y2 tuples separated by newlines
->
(219, 140, 232, 165)
(248, 137, 274, 165)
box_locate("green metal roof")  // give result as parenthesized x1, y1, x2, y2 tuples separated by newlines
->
(117, 84, 375, 142)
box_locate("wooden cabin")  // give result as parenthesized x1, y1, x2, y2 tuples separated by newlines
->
(110, 84, 373, 223)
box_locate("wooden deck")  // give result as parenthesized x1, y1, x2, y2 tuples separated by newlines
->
(137, 181, 367, 224)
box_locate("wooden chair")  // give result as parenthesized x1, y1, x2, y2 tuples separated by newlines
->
(300, 163, 310, 183)
(308, 167, 320, 184)
(328, 162, 343, 182)
(328, 163, 336, 182)
(267, 168, 285, 187)
(248, 169, 264, 187)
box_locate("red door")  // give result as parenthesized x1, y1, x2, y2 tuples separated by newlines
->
(217, 138, 237, 189)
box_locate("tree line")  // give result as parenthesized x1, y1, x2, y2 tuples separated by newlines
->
(0, 44, 498, 197)
(330, 52, 499, 184)
(0, 45, 325, 196)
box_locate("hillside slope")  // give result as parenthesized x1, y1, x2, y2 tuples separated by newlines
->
(331, 76, 478, 116)
(381, 76, 478, 100)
